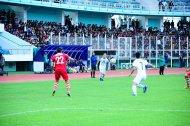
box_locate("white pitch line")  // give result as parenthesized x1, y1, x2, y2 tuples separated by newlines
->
(0, 107, 190, 118)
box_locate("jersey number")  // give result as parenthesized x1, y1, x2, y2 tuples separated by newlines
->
(55, 56, 64, 64)
(139, 62, 143, 70)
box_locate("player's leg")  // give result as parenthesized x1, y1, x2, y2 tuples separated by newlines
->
(100, 68, 105, 81)
(93, 70, 95, 78)
(52, 71, 61, 96)
(159, 66, 162, 75)
(184, 75, 189, 88)
(65, 80, 71, 97)
(161, 66, 164, 75)
(132, 75, 141, 96)
(99, 67, 103, 81)
(160, 66, 163, 75)
(76, 66, 79, 73)
(91, 65, 95, 78)
(102, 69, 105, 78)
(162, 66, 165, 75)
(91, 69, 93, 78)
(132, 81, 138, 96)
(93, 65, 96, 78)
(185, 73, 190, 88)
(100, 72, 104, 81)
(0, 65, 3, 71)
(137, 81, 145, 88)
(165, 63, 168, 69)
(82, 66, 84, 73)
(137, 76, 147, 93)
(61, 71, 71, 96)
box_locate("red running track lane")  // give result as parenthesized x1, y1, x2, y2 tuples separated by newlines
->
(0, 68, 187, 83)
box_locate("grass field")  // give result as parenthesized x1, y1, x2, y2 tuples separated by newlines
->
(0, 74, 190, 126)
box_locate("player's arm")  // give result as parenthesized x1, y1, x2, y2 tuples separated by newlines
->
(107, 60, 110, 70)
(96, 59, 99, 66)
(52, 61, 55, 69)
(96, 62, 98, 66)
(129, 67, 136, 77)
(147, 63, 156, 68)
(96, 58, 101, 67)
(68, 56, 74, 61)
(51, 56, 55, 72)
(95, 57, 98, 66)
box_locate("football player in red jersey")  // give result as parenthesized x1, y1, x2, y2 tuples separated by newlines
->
(185, 69, 190, 89)
(52, 47, 74, 97)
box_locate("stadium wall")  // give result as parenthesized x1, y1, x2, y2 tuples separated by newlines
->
(78, 11, 108, 26)
(27, 7, 62, 23)
(4, 62, 16, 71)
(137, 16, 163, 30)
(148, 18, 161, 29)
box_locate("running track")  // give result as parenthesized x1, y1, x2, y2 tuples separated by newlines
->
(0, 68, 187, 83)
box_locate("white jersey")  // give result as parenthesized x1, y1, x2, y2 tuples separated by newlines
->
(132, 59, 148, 76)
(99, 57, 109, 69)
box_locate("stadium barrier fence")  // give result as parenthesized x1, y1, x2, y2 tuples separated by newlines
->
(49, 33, 190, 68)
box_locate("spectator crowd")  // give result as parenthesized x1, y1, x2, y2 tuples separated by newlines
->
(159, 0, 174, 12)
(0, 9, 189, 69)
(0, 9, 190, 51)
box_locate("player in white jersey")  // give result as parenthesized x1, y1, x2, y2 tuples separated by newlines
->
(129, 52, 155, 96)
(99, 53, 109, 81)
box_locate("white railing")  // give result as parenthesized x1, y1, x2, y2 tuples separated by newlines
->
(49, 33, 190, 67)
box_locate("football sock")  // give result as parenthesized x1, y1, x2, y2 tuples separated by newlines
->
(65, 81, 70, 93)
(54, 82, 58, 91)
(132, 85, 137, 95)
(137, 83, 145, 88)
(185, 76, 189, 88)
(91, 71, 93, 77)
(102, 74, 105, 78)
(100, 73, 103, 79)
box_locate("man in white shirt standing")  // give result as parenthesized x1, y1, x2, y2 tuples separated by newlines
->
(99, 53, 109, 81)
(129, 52, 155, 96)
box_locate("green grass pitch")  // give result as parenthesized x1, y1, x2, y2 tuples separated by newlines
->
(0, 74, 190, 126)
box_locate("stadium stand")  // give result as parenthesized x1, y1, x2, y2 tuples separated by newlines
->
(0, 0, 189, 71)
(1, 9, 189, 49)
(32, 0, 190, 12)
(34, 0, 143, 10)
(173, 0, 190, 12)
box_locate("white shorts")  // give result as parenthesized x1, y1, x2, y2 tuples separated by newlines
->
(133, 74, 146, 84)
(99, 67, 106, 74)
